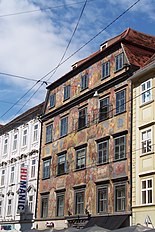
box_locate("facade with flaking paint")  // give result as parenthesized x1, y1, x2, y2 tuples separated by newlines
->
(36, 28, 155, 229)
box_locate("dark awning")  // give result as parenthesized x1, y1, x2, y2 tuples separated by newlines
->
(84, 215, 129, 230)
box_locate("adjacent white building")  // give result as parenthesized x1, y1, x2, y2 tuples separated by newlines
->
(0, 103, 43, 231)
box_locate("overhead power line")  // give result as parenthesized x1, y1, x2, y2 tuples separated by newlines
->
(12, 0, 88, 118)
(0, 0, 95, 18)
(48, 0, 88, 81)
(41, 0, 141, 81)
(0, 71, 50, 84)
(1, 0, 141, 119)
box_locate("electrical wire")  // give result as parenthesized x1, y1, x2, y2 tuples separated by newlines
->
(0, 0, 95, 18)
(0, 72, 50, 84)
(2, 0, 88, 119)
(46, 0, 88, 81)
(0, 0, 141, 120)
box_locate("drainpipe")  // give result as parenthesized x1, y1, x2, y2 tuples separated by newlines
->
(35, 116, 43, 225)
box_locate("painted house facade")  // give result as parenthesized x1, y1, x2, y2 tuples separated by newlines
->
(0, 103, 43, 231)
(131, 55, 155, 227)
(36, 28, 155, 230)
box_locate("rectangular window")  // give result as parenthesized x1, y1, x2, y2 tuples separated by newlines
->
(99, 97, 109, 121)
(33, 124, 38, 142)
(97, 186, 108, 213)
(141, 80, 152, 104)
(102, 61, 110, 79)
(0, 200, 2, 216)
(10, 166, 15, 184)
(116, 89, 126, 114)
(50, 93, 56, 108)
(81, 74, 88, 90)
(13, 134, 18, 150)
(41, 195, 48, 218)
(3, 138, 8, 154)
(115, 184, 126, 212)
(64, 85, 70, 100)
(114, 135, 126, 160)
(1, 170, 5, 186)
(46, 124, 53, 143)
(43, 159, 50, 179)
(115, 53, 124, 71)
(56, 193, 64, 216)
(98, 140, 109, 164)
(7, 199, 12, 215)
(141, 179, 153, 204)
(75, 190, 85, 215)
(60, 117, 68, 137)
(78, 107, 87, 130)
(28, 195, 33, 212)
(57, 154, 66, 175)
(76, 148, 86, 170)
(22, 129, 27, 146)
(141, 129, 151, 154)
(31, 159, 36, 178)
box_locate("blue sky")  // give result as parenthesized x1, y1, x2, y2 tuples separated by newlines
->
(0, 0, 155, 124)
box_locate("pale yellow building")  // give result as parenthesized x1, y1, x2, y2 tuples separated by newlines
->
(131, 55, 155, 228)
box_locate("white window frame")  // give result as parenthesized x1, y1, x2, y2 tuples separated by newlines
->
(141, 178, 153, 205)
(31, 159, 36, 178)
(141, 79, 152, 104)
(1, 169, 5, 186)
(28, 195, 33, 212)
(10, 166, 15, 184)
(13, 134, 18, 150)
(3, 138, 8, 155)
(141, 128, 152, 155)
(7, 199, 12, 216)
(22, 129, 27, 147)
(0, 200, 3, 217)
(33, 124, 38, 142)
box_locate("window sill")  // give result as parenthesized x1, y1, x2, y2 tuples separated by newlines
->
(77, 125, 87, 131)
(101, 75, 110, 80)
(60, 134, 68, 139)
(45, 141, 52, 145)
(42, 177, 50, 180)
(56, 172, 68, 177)
(140, 151, 154, 157)
(63, 97, 70, 102)
(80, 87, 88, 92)
(99, 117, 110, 122)
(96, 161, 109, 166)
(115, 110, 126, 116)
(74, 167, 86, 172)
(114, 66, 125, 73)
(49, 105, 55, 110)
(113, 157, 127, 163)
(140, 99, 154, 108)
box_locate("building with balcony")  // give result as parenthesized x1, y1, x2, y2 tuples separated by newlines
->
(0, 103, 43, 231)
(36, 28, 155, 230)
(131, 55, 155, 227)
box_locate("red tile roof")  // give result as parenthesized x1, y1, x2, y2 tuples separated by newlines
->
(47, 28, 155, 89)
(72, 28, 155, 69)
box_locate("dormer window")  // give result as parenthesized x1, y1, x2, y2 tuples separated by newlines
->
(49, 93, 56, 108)
(115, 53, 124, 71)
